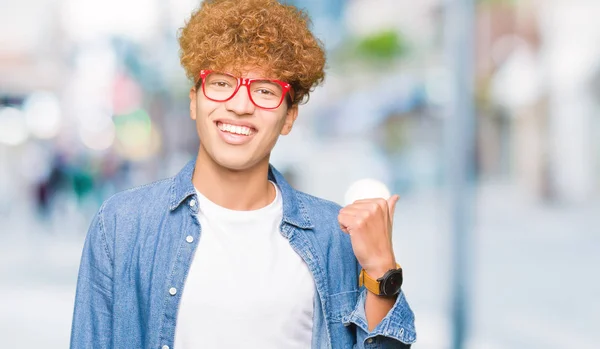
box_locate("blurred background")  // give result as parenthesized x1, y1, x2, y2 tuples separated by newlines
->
(1, 0, 599, 348)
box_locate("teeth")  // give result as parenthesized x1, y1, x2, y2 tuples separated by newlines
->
(218, 122, 252, 136)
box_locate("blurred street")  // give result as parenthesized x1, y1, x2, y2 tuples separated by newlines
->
(1, 181, 598, 349)
(2, 0, 600, 348)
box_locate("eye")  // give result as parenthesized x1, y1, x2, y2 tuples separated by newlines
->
(211, 80, 233, 88)
(255, 88, 276, 96)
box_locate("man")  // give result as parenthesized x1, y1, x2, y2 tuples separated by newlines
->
(70, 0, 416, 348)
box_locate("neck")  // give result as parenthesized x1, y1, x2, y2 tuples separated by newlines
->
(192, 146, 274, 211)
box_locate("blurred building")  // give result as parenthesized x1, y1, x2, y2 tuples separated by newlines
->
(476, 0, 600, 203)
(1, 1, 600, 348)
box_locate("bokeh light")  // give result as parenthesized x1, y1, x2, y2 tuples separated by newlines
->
(0, 107, 29, 146)
(78, 111, 116, 151)
(344, 178, 391, 205)
(114, 108, 160, 160)
(2, 1, 600, 348)
(23, 92, 63, 139)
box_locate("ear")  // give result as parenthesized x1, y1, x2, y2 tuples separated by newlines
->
(189, 87, 198, 121)
(280, 104, 298, 136)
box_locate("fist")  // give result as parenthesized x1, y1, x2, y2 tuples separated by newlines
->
(338, 195, 399, 278)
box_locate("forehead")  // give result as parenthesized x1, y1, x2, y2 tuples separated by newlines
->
(215, 64, 277, 80)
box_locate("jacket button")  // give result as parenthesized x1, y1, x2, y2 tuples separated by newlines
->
(162, 345, 169, 349)
(366, 338, 374, 344)
(189, 199, 196, 207)
(186, 235, 194, 243)
(169, 287, 177, 296)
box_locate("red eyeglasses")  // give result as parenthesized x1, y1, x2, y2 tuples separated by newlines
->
(197, 70, 292, 109)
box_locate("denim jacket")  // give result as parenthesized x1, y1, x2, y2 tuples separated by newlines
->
(70, 160, 417, 349)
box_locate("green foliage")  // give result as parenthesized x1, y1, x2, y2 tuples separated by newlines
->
(355, 30, 407, 61)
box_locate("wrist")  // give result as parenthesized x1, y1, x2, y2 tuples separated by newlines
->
(364, 259, 397, 279)
(360, 260, 403, 298)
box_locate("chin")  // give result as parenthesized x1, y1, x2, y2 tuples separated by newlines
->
(212, 153, 266, 172)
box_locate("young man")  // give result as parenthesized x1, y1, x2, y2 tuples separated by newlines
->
(70, 0, 416, 348)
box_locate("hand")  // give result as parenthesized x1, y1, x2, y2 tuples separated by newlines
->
(338, 195, 399, 278)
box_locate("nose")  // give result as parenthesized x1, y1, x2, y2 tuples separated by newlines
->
(224, 83, 255, 115)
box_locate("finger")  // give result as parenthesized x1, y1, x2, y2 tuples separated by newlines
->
(352, 198, 386, 205)
(352, 198, 378, 203)
(338, 208, 372, 228)
(339, 206, 369, 216)
(338, 211, 361, 234)
(339, 223, 350, 234)
(387, 194, 400, 222)
(345, 200, 386, 215)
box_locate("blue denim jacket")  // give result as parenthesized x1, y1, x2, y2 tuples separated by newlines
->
(70, 160, 416, 349)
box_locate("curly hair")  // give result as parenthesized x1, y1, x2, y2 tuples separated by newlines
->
(178, 0, 326, 105)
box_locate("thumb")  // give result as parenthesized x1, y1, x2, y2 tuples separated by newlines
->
(387, 194, 400, 221)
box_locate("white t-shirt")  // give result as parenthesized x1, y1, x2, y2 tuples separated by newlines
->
(174, 182, 315, 348)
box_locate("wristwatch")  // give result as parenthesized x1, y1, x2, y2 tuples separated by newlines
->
(359, 264, 403, 297)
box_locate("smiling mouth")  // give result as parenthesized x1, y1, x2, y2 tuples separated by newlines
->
(216, 121, 256, 136)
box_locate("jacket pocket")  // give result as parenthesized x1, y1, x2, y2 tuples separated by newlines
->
(327, 290, 360, 323)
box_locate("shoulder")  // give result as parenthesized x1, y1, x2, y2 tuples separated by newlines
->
(294, 190, 344, 225)
(89, 177, 175, 255)
(293, 189, 348, 240)
(293, 190, 360, 290)
(96, 176, 174, 231)
(295, 190, 342, 215)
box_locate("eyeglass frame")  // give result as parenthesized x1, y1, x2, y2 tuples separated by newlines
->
(196, 69, 293, 110)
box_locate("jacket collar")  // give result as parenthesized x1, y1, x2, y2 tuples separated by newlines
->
(169, 159, 197, 211)
(169, 159, 313, 229)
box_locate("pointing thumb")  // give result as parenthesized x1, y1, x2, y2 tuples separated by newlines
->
(387, 194, 400, 221)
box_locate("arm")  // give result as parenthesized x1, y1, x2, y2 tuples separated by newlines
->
(70, 206, 114, 349)
(364, 262, 397, 331)
(338, 196, 416, 347)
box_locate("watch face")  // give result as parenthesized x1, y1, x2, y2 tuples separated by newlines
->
(381, 270, 403, 296)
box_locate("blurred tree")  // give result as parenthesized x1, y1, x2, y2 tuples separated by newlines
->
(355, 30, 407, 62)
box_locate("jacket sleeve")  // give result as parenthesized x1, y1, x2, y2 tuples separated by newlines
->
(344, 288, 417, 348)
(70, 205, 114, 349)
